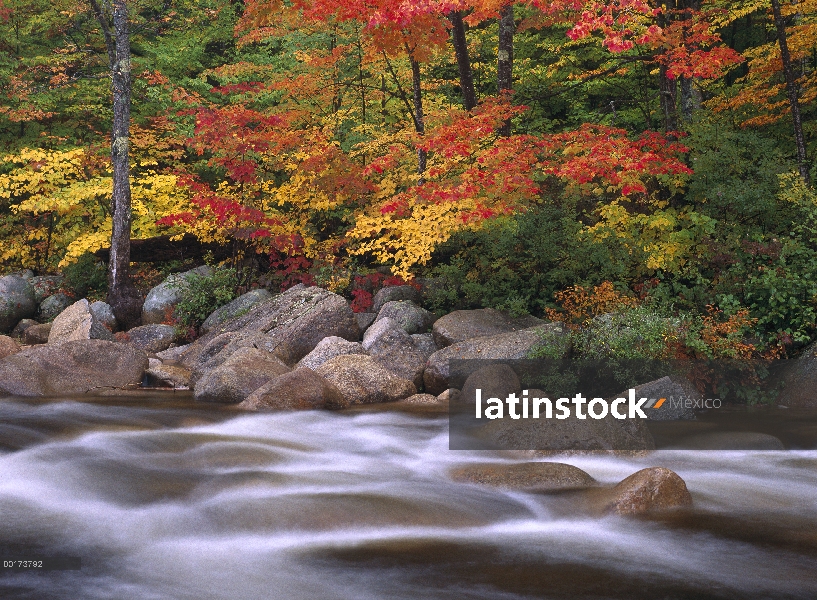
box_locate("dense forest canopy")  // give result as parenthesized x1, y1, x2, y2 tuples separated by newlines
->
(0, 0, 815, 352)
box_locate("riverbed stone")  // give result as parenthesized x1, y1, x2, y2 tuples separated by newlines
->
(374, 300, 435, 334)
(371, 285, 421, 314)
(601, 467, 692, 515)
(89, 301, 118, 333)
(30, 275, 64, 304)
(672, 431, 785, 450)
(396, 393, 441, 405)
(363, 318, 427, 388)
(424, 324, 568, 395)
(145, 363, 191, 389)
(194, 347, 291, 404)
(141, 265, 214, 325)
(10, 318, 37, 339)
(38, 293, 73, 322)
(156, 343, 191, 362)
(432, 308, 544, 348)
(0, 339, 148, 396)
(295, 336, 366, 372)
(0, 335, 21, 359)
(23, 323, 51, 345)
(0, 274, 36, 334)
(48, 299, 114, 344)
(315, 354, 416, 405)
(460, 363, 522, 406)
(200, 288, 273, 335)
(123, 324, 177, 354)
(450, 462, 596, 491)
(240, 368, 348, 411)
(180, 286, 360, 371)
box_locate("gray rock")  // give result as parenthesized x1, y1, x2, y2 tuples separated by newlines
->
(30, 275, 64, 304)
(194, 347, 291, 404)
(200, 288, 273, 335)
(0, 335, 21, 359)
(48, 299, 114, 344)
(0, 275, 36, 334)
(141, 265, 214, 325)
(432, 308, 544, 348)
(145, 364, 191, 389)
(23, 323, 51, 345)
(437, 388, 461, 403)
(362, 318, 427, 388)
(315, 354, 416, 405)
(450, 462, 596, 491)
(374, 300, 435, 334)
(396, 393, 441, 405)
(38, 293, 73, 322)
(0, 339, 148, 396)
(460, 363, 521, 406)
(180, 286, 360, 372)
(672, 431, 785, 450)
(156, 343, 191, 362)
(371, 285, 422, 314)
(628, 376, 698, 420)
(776, 343, 817, 407)
(124, 324, 177, 354)
(15, 269, 34, 280)
(355, 312, 377, 334)
(89, 301, 118, 333)
(424, 324, 568, 395)
(410, 333, 438, 359)
(295, 336, 366, 372)
(11, 319, 38, 339)
(240, 368, 347, 411)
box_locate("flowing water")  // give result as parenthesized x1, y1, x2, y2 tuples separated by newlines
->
(1, 393, 816, 599)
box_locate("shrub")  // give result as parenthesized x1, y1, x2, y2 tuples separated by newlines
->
(62, 252, 108, 299)
(172, 267, 239, 333)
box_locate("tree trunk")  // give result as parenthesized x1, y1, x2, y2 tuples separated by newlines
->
(497, 3, 514, 136)
(771, 0, 811, 185)
(449, 11, 477, 111)
(679, 0, 701, 124)
(410, 56, 427, 181)
(106, 0, 141, 327)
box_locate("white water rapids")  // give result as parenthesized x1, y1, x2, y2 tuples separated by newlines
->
(1, 393, 816, 599)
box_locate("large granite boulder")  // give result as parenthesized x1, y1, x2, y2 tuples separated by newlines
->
(30, 275, 64, 304)
(424, 324, 568, 395)
(450, 462, 596, 491)
(355, 312, 377, 334)
(460, 363, 521, 406)
(200, 288, 273, 335)
(0, 339, 148, 396)
(89, 301, 118, 333)
(315, 354, 416, 405)
(374, 300, 435, 334)
(123, 324, 177, 354)
(432, 308, 544, 348)
(410, 333, 438, 359)
(239, 368, 348, 411)
(371, 285, 422, 314)
(180, 285, 360, 372)
(0, 335, 21, 359)
(193, 347, 291, 404)
(295, 336, 366, 372)
(0, 274, 36, 334)
(363, 318, 427, 388)
(48, 299, 114, 344)
(141, 265, 213, 325)
(37, 293, 73, 323)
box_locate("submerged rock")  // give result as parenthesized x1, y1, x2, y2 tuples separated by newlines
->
(601, 467, 692, 515)
(450, 462, 596, 491)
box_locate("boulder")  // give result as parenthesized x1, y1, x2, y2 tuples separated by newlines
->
(180, 286, 360, 371)
(628, 376, 698, 420)
(374, 300, 435, 334)
(200, 288, 273, 335)
(671, 431, 785, 450)
(194, 347, 291, 404)
(396, 393, 441, 405)
(156, 343, 191, 362)
(0, 275, 36, 334)
(0, 339, 148, 396)
(30, 275, 64, 304)
(89, 301, 118, 333)
(355, 312, 376, 334)
(295, 336, 366, 372)
(410, 333, 437, 359)
(240, 368, 347, 411)
(362, 318, 427, 388)
(460, 363, 521, 406)
(144, 363, 191, 389)
(315, 354, 416, 405)
(141, 265, 214, 325)
(600, 467, 692, 515)
(450, 462, 596, 491)
(11, 318, 38, 339)
(37, 293, 73, 322)
(48, 299, 114, 344)
(776, 343, 817, 407)
(0, 335, 21, 359)
(371, 284, 421, 314)
(424, 324, 568, 395)
(437, 388, 461, 403)
(123, 324, 177, 354)
(23, 323, 52, 345)
(432, 308, 544, 348)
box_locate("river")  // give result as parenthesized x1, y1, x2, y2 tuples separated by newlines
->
(1, 392, 816, 599)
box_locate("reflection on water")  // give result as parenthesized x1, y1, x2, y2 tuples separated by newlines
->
(1, 393, 816, 599)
